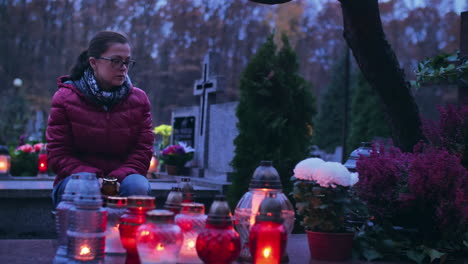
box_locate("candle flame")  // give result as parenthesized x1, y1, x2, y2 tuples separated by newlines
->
(40, 163, 45, 168)
(188, 239, 195, 249)
(0, 161, 6, 169)
(79, 246, 91, 256)
(262, 247, 272, 258)
(156, 243, 165, 251)
(140, 230, 150, 236)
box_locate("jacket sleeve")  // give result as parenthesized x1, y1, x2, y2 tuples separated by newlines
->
(46, 89, 103, 181)
(107, 92, 154, 182)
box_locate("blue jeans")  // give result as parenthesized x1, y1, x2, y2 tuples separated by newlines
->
(52, 173, 152, 208)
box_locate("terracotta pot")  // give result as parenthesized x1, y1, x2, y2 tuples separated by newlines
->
(306, 231, 353, 261)
(166, 164, 178, 175)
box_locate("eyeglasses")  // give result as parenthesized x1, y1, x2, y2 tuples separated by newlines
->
(98, 57, 136, 69)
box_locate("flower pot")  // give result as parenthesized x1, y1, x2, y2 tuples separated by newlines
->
(306, 231, 353, 261)
(166, 164, 178, 175)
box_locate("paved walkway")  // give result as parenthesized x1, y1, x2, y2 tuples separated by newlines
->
(0, 235, 374, 264)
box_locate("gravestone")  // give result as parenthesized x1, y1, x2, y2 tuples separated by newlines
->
(25, 110, 45, 142)
(172, 116, 196, 149)
(171, 51, 241, 182)
(192, 51, 224, 177)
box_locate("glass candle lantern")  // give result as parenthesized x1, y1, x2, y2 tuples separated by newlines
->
(67, 173, 107, 263)
(164, 187, 183, 215)
(37, 144, 48, 176)
(249, 193, 287, 264)
(0, 145, 11, 176)
(196, 195, 241, 264)
(53, 174, 81, 264)
(175, 203, 207, 264)
(179, 177, 195, 203)
(136, 210, 183, 264)
(105, 196, 128, 255)
(234, 161, 294, 261)
(119, 196, 156, 264)
(101, 177, 119, 198)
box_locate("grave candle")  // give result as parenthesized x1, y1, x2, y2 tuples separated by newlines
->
(119, 196, 156, 264)
(164, 187, 183, 215)
(249, 193, 287, 264)
(0, 145, 10, 175)
(175, 203, 206, 264)
(67, 173, 107, 263)
(234, 161, 294, 261)
(147, 155, 158, 175)
(196, 195, 241, 264)
(136, 210, 183, 263)
(105, 196, 127, 255)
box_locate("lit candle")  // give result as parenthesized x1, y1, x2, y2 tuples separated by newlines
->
(249, 193, 287, 264)
(175, 203, 206, 264)
(75, 244, 94, 261)
(38, 153, 48, 173)
(0, 145, 10, 175)
(0, 157, 9, 173)
(148, 155, 158, 174)
(136, 210, 183, 264)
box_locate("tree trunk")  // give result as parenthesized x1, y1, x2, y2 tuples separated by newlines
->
(338, 0, 424, 152)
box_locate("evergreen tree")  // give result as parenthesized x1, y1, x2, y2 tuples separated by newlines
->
(228, 34, 317, 207)
(312, 53, 349, 153)
(347, 73, 391, 153)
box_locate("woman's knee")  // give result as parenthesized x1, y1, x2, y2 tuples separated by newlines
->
(119, 174, 151, 196)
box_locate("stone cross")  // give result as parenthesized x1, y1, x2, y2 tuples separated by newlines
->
(193, 51, 222, 174)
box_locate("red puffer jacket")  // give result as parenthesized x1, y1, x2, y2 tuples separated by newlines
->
(46, 76, 154, 186)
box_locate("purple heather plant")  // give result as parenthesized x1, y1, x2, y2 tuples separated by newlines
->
(422, 103, 468, 167)
(356, 141, 467, 244)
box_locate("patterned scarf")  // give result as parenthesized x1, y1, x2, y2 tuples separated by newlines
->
(74, 68, 131, 111)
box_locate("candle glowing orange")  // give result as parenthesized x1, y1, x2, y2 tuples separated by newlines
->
(75, 245, 93, 261)
(0, 156, 10, 174)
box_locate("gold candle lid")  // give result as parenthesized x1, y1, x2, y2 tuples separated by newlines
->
(127, 195, 156, 209)
(146, 209, 175, 223)
(180, 202, 205, 214)
(106, 196, 128, 208)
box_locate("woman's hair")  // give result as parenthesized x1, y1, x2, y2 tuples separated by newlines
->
(70, 31, 130, 80)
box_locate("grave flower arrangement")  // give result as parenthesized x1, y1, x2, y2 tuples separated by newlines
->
(10, 142, 45, 176)
(291, 158, 362, 233)
(353, 103, 468, 264)
(160, 142, 194, 168)
(153, 124, 172, 150)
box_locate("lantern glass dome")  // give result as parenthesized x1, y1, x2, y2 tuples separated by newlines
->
(234, 161, 295, 261)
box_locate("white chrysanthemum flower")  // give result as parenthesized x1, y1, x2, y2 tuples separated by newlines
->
(293, 158, 325, 181)
(178, 142, 194, 153)
(294, 158, 359, 187)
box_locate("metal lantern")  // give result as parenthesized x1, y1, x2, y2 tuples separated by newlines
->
(249, 193, 287, 264)
(175, 203, 207, 264)
(164, 187, 183, 215)
(67, 173, 107, 263)
(196, 195, 241, 264)
(136, 210, 183, 264)
(179, 177, 195, 203)
(119, 196, 156, 264)
(343, 142, 372, 172)
(104, 196, 128, 255)
(234, 161, 294, 262)
(53, 174, 81, 264)
(0, 145, 11, 177)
